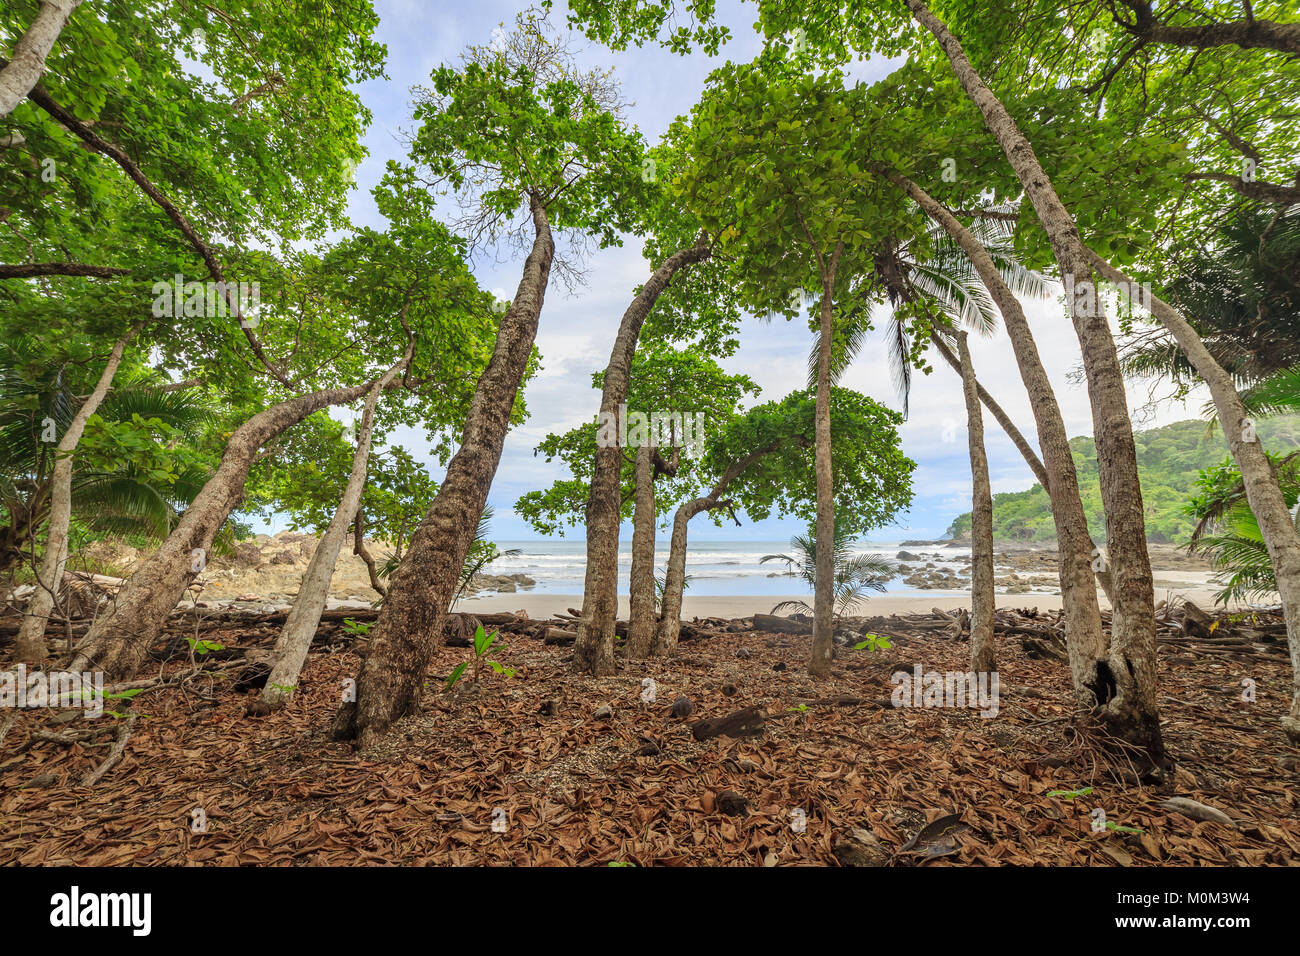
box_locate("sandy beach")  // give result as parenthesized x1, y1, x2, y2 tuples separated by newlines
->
(458, 581, 1235, 619)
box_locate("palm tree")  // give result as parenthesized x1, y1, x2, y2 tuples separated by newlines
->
(819, 210, 1053, 406)
(1189, 453, 1300, 604)
(761, 525, 894, 625)
(0, 355, 212, 573)
(830, 210, 1053, 671)
(1120, 206, 1300, 389)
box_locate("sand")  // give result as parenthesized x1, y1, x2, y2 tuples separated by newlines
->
(458, 582, 1235, 620)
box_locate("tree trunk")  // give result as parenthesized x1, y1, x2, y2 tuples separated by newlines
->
(929, 331, 1048, 489)
(1087, 250, 1300, 743)
(0, 0, 82, 119)
(332, 198, 553, 747)
(353, 509, 387, 598)
(624, 443, 658, 659)
(905, 0, 1165, 768)
(654, 442, 780, 655)
(14, 325, 135, 661)
(573, 237, 711, 675)
(810, 269, 839, 678)
(894, 174, 1108, 699)
(69, 380, 383, 678)
(261, 347, 410, 708)
(955, 332, 996, 673)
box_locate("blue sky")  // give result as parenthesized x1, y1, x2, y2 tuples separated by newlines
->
(290, 0, 1210, 543)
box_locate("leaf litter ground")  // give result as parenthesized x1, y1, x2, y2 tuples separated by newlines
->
(2, 607, 1297, 866)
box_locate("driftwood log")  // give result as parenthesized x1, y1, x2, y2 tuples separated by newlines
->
(752, 614, 812, 635)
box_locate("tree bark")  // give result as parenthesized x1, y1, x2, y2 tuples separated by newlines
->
(624, 444, 659, 658)
(1119, 0, 1300, 56)
(0, 262, 128, 279)
(14, 325, 136, 661)
(810, 243, 843, 678)
(353, 509, 387, 598)
(332, 198, 553, 747)
(893, 173, 1108, 698)
(1086, 249, 1300, 743)
(906, 0, 1164, 765)
(573, 237, 710, 674)
(955, 332, 996, 673)
(654, 442, 780, 655)
(69, 380, 385, 678)
(261, 346, 411, 708)
(0, 0, 82, 119)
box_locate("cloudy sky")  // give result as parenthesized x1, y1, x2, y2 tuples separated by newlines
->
(320, 0, 1209, 542)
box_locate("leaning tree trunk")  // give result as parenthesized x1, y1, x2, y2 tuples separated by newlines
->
(895, 174, 1108, 698)
(1087, 251, 1300, 742)
(655, 442, 780, 655)
(353, 508, 387, 599)
(904, 0, 1164, 766)
(13, 325, 135, 662)
(0, 0, 83, 119)
(261, 348, 410, 708)
(810, 252, 841, 678)
(955, 332, 996, 673)
(573, 237, 711, 675)
(624, 443, 658, 659)
(930, 331, 1048, 488)
(69, 380, 383, 679)
(332, 199, 553, 747)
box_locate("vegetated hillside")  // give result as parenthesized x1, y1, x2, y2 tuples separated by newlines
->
(947, 416, 1300, 544)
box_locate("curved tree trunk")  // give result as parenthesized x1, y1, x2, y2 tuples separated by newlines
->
(1087, 250, 1300, 743)
(261, 347, 410, 708)
(14, 325, 136, 662)
(904, 0, 1164, 766)
(573, 237, 711, 675)
(624, 443, 658, 659)
(0, 0, 83, 119)
(929, 331, 1048, 488)
(69, 380, 383, 678)
(655, 442, 780, 655)
(332, 199, 553, 747)
(894, 175, 1108, 698)
(955, 332, 996, 673)
(353, 508, 387, 599)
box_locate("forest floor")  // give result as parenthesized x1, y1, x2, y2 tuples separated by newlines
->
(1, 603, 1297, 866)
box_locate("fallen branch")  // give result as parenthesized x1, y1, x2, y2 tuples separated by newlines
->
(80, 712, 136, 787)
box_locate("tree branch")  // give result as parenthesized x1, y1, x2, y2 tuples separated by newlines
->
(0, 261, 129, 279)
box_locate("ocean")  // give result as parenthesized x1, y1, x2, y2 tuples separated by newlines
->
(487, 539, 972, 597)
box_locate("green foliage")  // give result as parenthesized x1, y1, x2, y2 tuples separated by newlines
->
(706, 388, 914, 536)
(1047, 787, 1094, 800)
(444, 625, 516, 690)
(762, 524, 896, 621)
(854, 633, 893, 652)
(1186, 453, 1300, 604)
(185, 637, 224, 657)
(947, 417, 1300, 544)
(342, 619, 374, 638)
(515, 343, 760, 535)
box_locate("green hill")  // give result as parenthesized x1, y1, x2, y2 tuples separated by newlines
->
(946, 416, 1300, 544)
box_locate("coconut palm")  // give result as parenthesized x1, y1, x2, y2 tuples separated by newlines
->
(818, 208, 1053, 408)
(761, 525, 894, 623)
